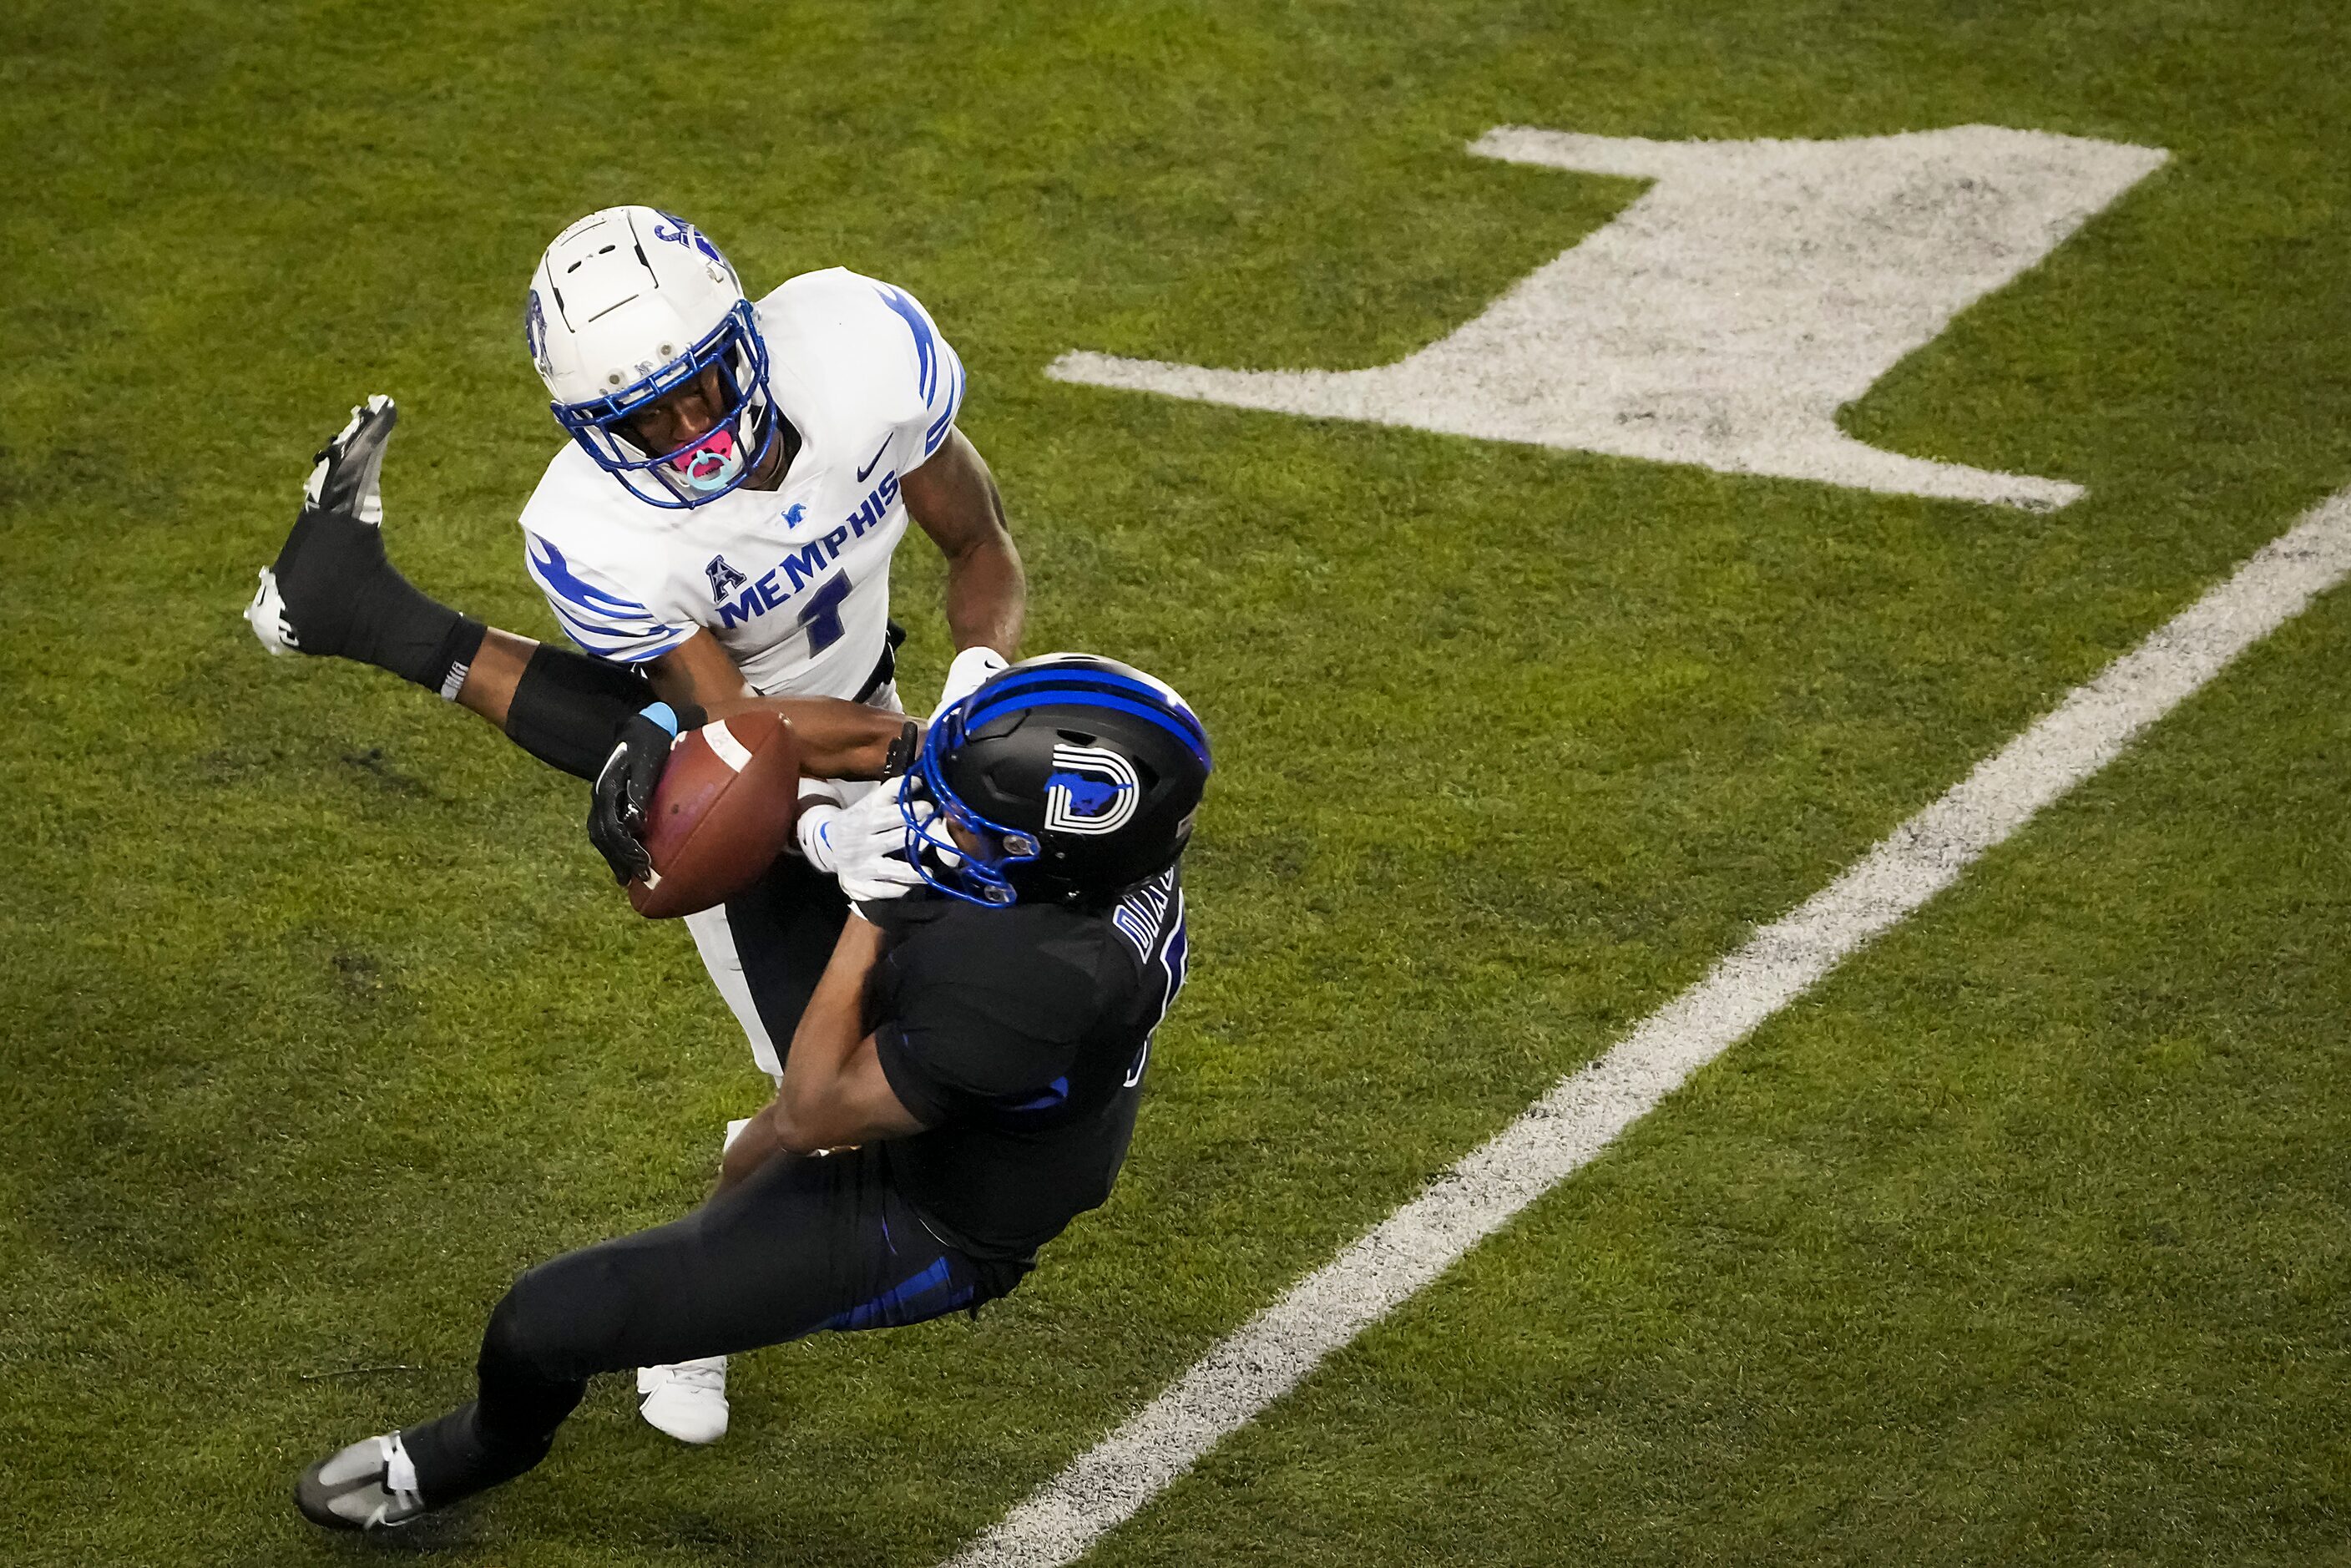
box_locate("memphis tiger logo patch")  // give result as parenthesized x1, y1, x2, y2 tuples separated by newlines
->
(1044, 742, 1138, 837)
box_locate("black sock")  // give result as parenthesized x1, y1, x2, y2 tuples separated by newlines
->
(271, 503, 485, 695)
(398, 1401, 555, 1508)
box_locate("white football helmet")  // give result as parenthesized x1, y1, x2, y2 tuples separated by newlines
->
(523, 206, 781, 508)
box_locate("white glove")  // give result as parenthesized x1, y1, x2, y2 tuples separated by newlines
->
(930, 645, 1009, 722)
(797, 781, 933, 903)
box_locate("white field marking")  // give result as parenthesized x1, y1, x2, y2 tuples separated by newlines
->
(1049, 126, 2167, 510)
(943, 485, 2351, 1568)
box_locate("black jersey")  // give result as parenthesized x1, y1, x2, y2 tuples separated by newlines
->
(868, 867, 1187, 1261)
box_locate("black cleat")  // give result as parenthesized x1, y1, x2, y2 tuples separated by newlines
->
(295, 1429, 432, 1531)
(302, 393, 398, 522)
(245, 395, 400, 658)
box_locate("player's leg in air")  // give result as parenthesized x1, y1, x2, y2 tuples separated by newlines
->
(250, 397, 680, 776)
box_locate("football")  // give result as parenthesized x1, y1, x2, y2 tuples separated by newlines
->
(626, 711, 803, 919)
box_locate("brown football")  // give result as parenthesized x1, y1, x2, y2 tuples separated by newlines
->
(626, 711, 804, 919)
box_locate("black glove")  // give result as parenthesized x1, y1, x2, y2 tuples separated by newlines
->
(587, 702, 701, 884)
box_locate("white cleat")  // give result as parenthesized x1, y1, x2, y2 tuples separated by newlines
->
(637, 1356, 729, 1444)
(295, 1430, 429, 1531)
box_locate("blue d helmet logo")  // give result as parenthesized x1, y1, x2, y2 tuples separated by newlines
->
(1044, 743, 1139, 837)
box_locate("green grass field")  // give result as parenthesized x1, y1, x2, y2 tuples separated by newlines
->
(6, 1, 2349, 1562)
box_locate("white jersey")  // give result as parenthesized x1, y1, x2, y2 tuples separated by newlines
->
(516, 267, 966, 699)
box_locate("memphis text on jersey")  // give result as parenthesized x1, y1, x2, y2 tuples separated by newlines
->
(710, 470, 899, 631)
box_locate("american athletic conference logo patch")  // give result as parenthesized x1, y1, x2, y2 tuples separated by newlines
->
(1044, 742, 1138, 837)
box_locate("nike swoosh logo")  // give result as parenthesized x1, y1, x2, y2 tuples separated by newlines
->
(856, 437, 891, 483)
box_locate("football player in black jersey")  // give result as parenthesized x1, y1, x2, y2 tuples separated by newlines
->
(295, 655, 1209, 1531)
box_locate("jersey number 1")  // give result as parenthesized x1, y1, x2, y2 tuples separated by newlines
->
(799, 571, 852, 654)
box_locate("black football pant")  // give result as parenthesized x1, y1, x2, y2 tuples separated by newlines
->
(398, 1142, 1027, 1505)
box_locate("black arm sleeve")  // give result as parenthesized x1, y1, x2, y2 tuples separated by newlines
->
(502, 643, 655, 779)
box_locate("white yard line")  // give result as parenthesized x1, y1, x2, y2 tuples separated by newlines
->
(945, 486, 2351, 1568)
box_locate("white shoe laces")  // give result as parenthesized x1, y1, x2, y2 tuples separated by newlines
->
(379, 1432, 422, 1501)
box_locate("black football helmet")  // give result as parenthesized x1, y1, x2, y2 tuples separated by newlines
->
(900, 654, 1211, 905)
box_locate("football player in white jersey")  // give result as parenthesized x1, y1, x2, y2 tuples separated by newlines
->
(514, 207, 1024, 1084)
(248, 206, 1027, 1444)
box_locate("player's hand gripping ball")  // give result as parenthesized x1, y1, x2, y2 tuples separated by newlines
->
(590, 706, 803, 918)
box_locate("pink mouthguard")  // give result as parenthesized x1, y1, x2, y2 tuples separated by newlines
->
(675, 427, 735, 477)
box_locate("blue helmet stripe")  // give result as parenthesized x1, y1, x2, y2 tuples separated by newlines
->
(965, 668, 1207, 746)
(967, 665, 1203, 726)
(963, 689, 1211, 769)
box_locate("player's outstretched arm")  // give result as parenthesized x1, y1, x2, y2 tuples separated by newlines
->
(248, 399, 913, 787)
(902, 428, 1026, 665)
(247, 397, 655, 779)
(635, 632, 917, 779)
